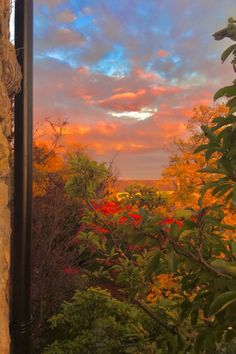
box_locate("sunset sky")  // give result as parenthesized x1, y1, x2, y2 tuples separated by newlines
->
(34, 0, 235, 179)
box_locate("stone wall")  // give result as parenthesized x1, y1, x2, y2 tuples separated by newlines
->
(0, 1, 21, 353)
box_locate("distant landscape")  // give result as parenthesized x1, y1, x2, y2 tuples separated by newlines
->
(114, 179, 158, 192)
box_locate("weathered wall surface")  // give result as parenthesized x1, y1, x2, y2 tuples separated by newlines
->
(0, 1, 21, 353)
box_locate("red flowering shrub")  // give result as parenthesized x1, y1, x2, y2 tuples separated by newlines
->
(160, 218, 183, 227)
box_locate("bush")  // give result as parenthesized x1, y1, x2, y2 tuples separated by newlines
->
(42, 287, 158, 354)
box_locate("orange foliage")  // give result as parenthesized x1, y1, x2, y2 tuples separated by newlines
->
(157, 104, 236, 227)
(33, 142, 65, 197)
(147, 274, 180, 303)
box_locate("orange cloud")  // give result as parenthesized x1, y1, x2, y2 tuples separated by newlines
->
(151, 86, 182, 95)
(134, 68, 163, 82)
(97, 83, 183, 112)
(98, 89, 147, 111)
(74, 88, 93, 102)
(157, 49, 170, 57)
(95, 121, 118, 135)
(100, 89, 146, 102)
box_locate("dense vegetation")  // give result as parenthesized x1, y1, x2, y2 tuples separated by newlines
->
(32, 19, 236, 353)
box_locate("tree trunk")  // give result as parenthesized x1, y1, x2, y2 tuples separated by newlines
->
(0, 1, 21, 353)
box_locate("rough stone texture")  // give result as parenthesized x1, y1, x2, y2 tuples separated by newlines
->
(0, 1, 21, 353)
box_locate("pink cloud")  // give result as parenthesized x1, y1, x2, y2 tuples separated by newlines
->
(98, 89, 147, 111)
(56, 10, 77, 23)
(134, 68, 164, 82)
(53, 28, 84, 47)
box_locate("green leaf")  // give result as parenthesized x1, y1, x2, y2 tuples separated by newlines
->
(145, 250, 161, 279)
(194, 331, 206, 354)
(211, 259, 236, 277)
(175, 209, 193, 219)
(169, 222, 179, 240)
(226, 147, 236, 158)
(204, 331, 216, 352)
(138, 207, 149, 221)
(212, 115, 236, 131)
(208, 291, 236, 315)
(221, 44, 236, 63)
(228, 106, 236, 115)
(194, 144, 209, 153)
(201, 125, 218, 142)
(213, 116, 225, 123)
(212, 184, 232, 197)
(180, 299, 192, 321)
(214, 85, 236, 101)
(179, 229, 194, 239)
(191, 308, 199, 326)
(205, 147, 218, 160)
(168, 251, 178, 273)
(199, 167, 223, 174)
(227, 96, 236, 109)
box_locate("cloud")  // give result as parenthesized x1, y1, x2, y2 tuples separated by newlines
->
(56, 10, 77, 23)
(36, 28, 85, 52)
(34, 0, 236, 178)
(109, 108, 158, 121)
(157, 49, 169, 57)
(97, 83, 183, 112)
(98, 89, 146, 111)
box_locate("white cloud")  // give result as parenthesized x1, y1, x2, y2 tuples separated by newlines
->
(109, 108, 158, 121)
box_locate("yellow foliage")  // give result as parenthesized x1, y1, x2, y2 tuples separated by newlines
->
(157, 104, 235, 230)
(147, 274, 180, 303)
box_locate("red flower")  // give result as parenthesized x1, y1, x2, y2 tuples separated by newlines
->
(175, 220, 183, 227)
(160, 218, 183, 228)
(63, 268, 80, 275)
(102, 202, 121, 214)
(129, 213, 142, 222)
(95, 226, 110, 234)
(161, 218, 175, 225)
(118, 216, 128, 224)
(127, 244, 143, 252)
(119, 213, 142, 225)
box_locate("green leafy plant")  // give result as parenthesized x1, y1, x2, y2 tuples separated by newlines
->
(43, 288, 158, 354)
(196, 18, 236, 206)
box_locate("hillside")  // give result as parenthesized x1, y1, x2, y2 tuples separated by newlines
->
(114, 179, 175, 192)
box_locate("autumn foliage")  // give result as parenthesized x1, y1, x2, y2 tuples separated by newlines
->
(33, 18, 236, 354)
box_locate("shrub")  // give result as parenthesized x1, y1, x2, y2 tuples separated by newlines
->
(43, 287, 158, 354)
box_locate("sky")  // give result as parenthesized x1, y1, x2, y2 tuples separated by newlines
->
(34, 0, 236, 179)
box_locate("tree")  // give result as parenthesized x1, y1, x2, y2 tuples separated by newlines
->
(0, 2, 21, 353)
(158, 104, 228, 209)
